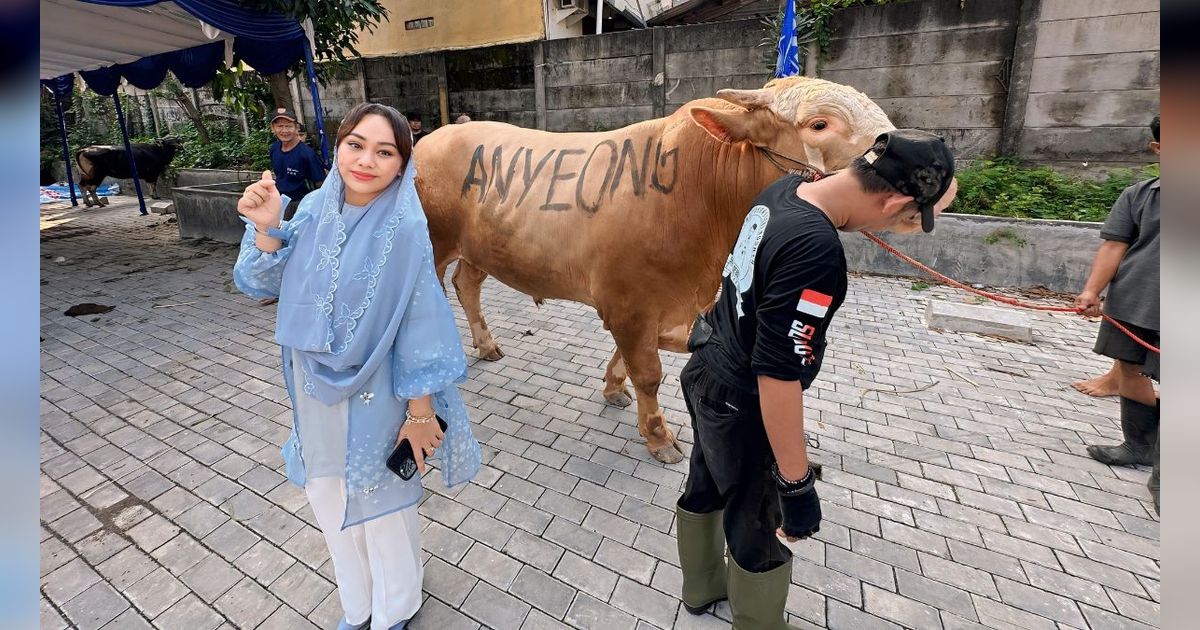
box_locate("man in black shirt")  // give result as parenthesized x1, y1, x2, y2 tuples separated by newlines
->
(676, 130, 957, 628)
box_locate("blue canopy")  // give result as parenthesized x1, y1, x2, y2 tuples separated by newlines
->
(41, 0, 332, 213)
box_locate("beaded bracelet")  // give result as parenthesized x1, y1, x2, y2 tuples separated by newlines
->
(770, 462, 818, 496)
(406, 410, 436, 424)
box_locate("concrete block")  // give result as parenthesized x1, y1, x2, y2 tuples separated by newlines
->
(925, 299, 1033, 343)
(150, 201, 174, 215)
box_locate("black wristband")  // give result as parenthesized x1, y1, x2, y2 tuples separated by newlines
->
(771, 461, 817, 496)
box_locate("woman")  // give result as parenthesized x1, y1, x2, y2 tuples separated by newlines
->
(234, 103, 481, 630)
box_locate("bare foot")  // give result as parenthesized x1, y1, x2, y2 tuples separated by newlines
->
(1072, 368, 1119, 397)
(259, 297, 278, 306)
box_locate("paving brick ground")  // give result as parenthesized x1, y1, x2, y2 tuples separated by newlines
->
(40, 198, 1159, 629)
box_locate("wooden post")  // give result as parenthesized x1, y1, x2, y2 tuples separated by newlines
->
(435, 53, 450, 127)
(534, 41, 547, 130)
(652, 27, 666, 118)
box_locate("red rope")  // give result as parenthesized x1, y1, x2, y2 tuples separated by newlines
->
(861, 231, 1160, 354)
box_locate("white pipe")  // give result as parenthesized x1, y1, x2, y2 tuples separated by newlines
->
(596, 0, 603, 34)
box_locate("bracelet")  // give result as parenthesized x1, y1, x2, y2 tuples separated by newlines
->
(406, 410, 436, 424)
(771, 461, 817, 496)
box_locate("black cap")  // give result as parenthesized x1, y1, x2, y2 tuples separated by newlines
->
(862, 129, 955, 233)
(269, 107, 298, 124)
(407, 111, 422, 121)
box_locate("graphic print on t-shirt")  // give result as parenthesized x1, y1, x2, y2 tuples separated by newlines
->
(722, 205, 770, 318)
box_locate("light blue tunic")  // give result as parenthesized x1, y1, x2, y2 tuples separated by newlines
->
(233, 193, 481, 528)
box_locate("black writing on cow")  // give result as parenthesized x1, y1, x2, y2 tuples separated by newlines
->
(75, 138, 183, 207)
(461, 138, 680, 214)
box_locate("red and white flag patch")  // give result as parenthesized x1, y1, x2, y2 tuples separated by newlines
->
(796, 289, 833, 318)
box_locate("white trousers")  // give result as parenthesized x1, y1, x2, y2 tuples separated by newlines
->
(305, 476, 423, 629)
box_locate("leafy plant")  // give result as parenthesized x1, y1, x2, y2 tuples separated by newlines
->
(983, 228, 1027, 247)
(951, 157, 1159, 223)
(911, 280, 931, 291)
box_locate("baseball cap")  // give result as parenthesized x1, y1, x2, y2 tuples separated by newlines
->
(269, 107, 298, 124)
(862, 129, 955, 233)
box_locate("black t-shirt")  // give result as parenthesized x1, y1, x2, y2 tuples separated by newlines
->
(696, 174, 848, 393)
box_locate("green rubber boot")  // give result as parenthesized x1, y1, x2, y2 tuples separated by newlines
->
(676, 505, 727, 614)
(728, 554, 797, 630)
(1086, 397, 1158, 466)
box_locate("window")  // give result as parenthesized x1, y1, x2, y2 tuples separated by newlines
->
(404, 17, 434, 30)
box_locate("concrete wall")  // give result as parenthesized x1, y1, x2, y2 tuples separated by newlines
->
(543, 29, 656, 131)
(447, 44, 538, 127)
(362, 19, 777, 132)
(171, 182, 249, 244)
(840, 213, 1102, 293)
(1016, 0, 1160, 171)
(820, 0, 1020, 159)
(295, 61, 368, 141)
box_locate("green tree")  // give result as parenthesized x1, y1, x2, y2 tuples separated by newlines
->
(234, 0, 390, 111)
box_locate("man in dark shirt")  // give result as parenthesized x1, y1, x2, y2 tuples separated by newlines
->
(407, 112, 428, 145)
(676, 130, 957, 628)
(268, 107, 326, 221)
(1076, 114, 1160, 513)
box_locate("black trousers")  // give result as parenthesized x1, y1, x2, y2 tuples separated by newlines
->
(678, 354, 792, 573)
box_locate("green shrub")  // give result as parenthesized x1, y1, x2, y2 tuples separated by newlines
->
(950, 157, 1159, 223)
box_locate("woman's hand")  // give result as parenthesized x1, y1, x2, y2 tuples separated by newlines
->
(397, 415, 444, 476)
(237, 170, 283, 230)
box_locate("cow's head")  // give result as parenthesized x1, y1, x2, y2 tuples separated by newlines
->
(689, 76, 895, 176)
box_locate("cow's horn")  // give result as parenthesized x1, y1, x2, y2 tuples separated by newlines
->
(716, 88, 773, 111)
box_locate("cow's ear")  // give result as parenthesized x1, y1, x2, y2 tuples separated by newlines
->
(690, 107, 751, 143)
(716, 88, 773, 111)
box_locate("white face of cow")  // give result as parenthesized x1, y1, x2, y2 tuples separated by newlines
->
(689, 76, 895, 175)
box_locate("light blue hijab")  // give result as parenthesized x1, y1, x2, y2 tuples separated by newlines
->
(276, 157, 418, 403)
(251, 149, 480, 525)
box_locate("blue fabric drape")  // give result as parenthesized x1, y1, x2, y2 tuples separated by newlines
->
(79, 0, 304, 41)
(122, 53, 170, 90)
(78, 65, 122, 96)
(233, 36, 306, 75)
(170, 41, 226, 88)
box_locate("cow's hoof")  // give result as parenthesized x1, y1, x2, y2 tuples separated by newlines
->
(479, 346, 504, 361)
(604, 389, 633, 408)
(648, 442, 684, 464)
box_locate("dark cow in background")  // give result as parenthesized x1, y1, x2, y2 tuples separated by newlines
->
(75, 137, 183, 207)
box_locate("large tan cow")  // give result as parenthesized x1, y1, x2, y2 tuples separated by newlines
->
(414, 76, 894, 463)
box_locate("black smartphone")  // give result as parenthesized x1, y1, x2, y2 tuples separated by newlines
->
(386, 415, 448, 480)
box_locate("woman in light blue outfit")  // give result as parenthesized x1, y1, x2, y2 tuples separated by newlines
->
(234, 103, 480, 630)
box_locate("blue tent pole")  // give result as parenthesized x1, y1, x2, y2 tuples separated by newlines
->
(49, 87, 78, 207)
(111, 93, 147, 216)
(301, 37, 330, 168)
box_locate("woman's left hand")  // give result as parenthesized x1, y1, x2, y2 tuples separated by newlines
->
(397, 416, 444, 475)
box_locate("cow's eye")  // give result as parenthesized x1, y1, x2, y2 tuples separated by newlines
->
(811, 120, 828, 131)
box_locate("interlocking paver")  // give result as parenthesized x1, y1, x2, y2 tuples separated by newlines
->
(39, 199, 1158, 629)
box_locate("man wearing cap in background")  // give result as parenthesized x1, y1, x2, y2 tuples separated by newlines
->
(676, 130, 958, 628)
(268, 107, 326, 221)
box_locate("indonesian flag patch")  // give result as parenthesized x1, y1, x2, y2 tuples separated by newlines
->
(796, 289, 833, 318)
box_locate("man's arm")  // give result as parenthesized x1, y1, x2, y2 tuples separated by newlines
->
(758, 375, 809, 481)
(1076, 240, 1130, 316)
